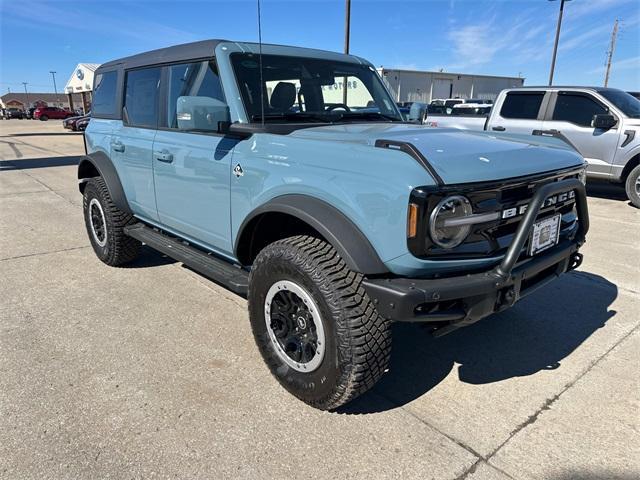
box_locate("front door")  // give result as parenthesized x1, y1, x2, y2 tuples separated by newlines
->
(542, 91, 621, 177)
(152, 60, 234, 255)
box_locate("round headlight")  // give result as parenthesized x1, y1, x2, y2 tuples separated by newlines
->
(429, 195, 473, 249)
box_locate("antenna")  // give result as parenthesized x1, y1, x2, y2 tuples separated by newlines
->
(257, 0, 265, 127)
(604, 19, 619, 88)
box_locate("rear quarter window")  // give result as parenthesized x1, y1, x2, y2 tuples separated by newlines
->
(500, 92, 544, 119)
(92, 71, 118, 117)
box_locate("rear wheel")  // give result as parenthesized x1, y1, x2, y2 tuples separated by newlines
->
(40, 115, 48, 121)
(248, 235, 392, 410)
(625, 164, 640, 208)
(83, 177, 140, 266)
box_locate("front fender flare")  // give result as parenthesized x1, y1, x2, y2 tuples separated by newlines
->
(77, 151, 131, 214)
(235, 194, 389, 275)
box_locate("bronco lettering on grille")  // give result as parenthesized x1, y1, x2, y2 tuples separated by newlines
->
(501, 190, 575, 219)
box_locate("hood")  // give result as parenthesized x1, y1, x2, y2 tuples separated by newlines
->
(290, 124, 584, 184)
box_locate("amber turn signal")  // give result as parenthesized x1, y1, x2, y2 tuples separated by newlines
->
(407, 203, 418, 238)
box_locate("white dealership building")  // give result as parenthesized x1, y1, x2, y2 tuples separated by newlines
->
(378, 68, 525, 103)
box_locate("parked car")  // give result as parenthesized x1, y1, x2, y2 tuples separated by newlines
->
(75, 116, 90, 131)
(63, 113, 90, 131)
(424, 87, 640, 207)
(450, 103, 492, 116)
(34, 106, 75, 121)
(80, 40, 588, 410)
(23, 107, 37, 119)
(5, 108, 25, 119)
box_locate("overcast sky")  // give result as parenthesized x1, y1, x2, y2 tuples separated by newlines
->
(1, 0, 639, 93)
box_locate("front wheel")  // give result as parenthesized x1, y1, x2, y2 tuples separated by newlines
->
(248, 235, 392, 410)
(625, 164, 640, 208)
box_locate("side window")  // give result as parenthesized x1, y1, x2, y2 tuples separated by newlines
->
(92, 71, 118, 117)
(552, 93, 608, 127)
(166, 61, 225, 130)
(124, 67, 161, 128)
(500, 92, 544, 120)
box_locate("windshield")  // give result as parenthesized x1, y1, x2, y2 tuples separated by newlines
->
(598, 89, 640, 118)
(230, 53, 402, 123)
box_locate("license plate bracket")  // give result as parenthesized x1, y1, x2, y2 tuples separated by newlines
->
(529, 214, 561, 256)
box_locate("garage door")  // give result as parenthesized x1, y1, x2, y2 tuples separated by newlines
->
(432, 79, 452, 100)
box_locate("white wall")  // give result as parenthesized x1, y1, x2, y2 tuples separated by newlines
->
(380, 69, 524, 102)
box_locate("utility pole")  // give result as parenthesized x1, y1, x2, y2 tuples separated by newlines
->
(548, 0, 572, 86)
(50, 71, 59, 104)
(22, 82, 30, 110)
(604, 19, 619, 87)
(343, 0, 351, 104)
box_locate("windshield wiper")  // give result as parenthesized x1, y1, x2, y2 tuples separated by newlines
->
(335, 111, 401, 122)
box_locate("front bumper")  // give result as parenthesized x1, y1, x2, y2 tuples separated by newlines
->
(363, 178, 589, 335)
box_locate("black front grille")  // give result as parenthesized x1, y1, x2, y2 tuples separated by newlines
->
(408, 168, 583, 260)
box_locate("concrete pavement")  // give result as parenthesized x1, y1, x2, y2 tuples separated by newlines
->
(1, 120, 638, 479)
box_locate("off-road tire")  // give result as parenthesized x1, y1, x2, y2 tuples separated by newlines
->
(625, 164, 640, 208)
(83, 177, 140, 266)
(248, 235, 392, 410)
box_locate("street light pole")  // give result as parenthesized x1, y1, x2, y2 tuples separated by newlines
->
(344, 0, 351, 55)
(22, 82, 30, 110)
(548, 0, 571, 86)
(50, 71, 58, 104)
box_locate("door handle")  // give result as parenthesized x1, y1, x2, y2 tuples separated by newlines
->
(155, 150, 174, 163)
(532, 129, 560, 137)
(111, 141, 125, 152)
(492, 126, 505, 131)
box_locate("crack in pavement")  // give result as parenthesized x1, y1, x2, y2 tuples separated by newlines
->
(0, 245, 90, 262)
(375, 315, 640, 480)
(481, 322, 640, 464)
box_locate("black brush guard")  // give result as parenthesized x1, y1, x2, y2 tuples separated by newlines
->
(362, 178, 589, 335)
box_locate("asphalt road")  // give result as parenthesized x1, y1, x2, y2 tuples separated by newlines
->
(1, 119, 638, 480)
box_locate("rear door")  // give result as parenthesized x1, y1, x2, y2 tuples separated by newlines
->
(489, 90, 546, 134)
(542, 91, 620, 177)
(152, 60, 234, 254)
(110, 66, 161, 221)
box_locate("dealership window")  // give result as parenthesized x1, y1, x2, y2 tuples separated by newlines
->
(500, 92, 544, 119)
(552, 93, 608, 127)
(92, 71, 118, 117)
(166, 61, 225, 130)
(124, 67, 161, 128)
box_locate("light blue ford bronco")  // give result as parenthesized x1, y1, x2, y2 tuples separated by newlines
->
(80, 40, 589, 410)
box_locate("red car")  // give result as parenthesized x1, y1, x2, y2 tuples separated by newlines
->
(34, 106, 75, 121)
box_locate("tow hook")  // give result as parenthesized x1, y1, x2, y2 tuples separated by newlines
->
(568, 252, 584, 271)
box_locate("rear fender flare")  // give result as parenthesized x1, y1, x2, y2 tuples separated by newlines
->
(77, 151, 131, 214)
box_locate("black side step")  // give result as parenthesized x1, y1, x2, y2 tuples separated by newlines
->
(124, 223, 249, 295)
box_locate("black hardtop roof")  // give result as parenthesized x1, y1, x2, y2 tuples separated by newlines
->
(96, 39, 367, 73)
(97, 39, 226, 72)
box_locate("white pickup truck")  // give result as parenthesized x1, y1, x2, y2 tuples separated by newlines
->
(423, 87, 640, 207)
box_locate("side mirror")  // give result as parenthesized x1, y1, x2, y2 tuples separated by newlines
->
(408, 102, 428, 124)
(591, 113, 616, 130)
(177, 96, 230, 132)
